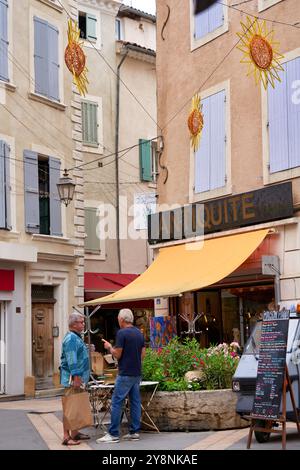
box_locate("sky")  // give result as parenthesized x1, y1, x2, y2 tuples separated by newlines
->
(122, 0, 156, 15)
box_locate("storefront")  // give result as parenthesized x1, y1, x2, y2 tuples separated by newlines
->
(83, 182, 299, 350)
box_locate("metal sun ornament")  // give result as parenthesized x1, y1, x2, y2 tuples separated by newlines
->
(236, 16, 284, 89)
(65, 19, 89, 96)
(188, 94, 204, 152)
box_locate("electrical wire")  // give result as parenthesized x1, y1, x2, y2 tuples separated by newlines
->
(56, 0, 161, 132)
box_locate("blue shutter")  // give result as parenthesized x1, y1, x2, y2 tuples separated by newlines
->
(268, 62, 289, 173)
(49, 156, 62, 236)
(0, 141, 5, 228)
(87, 14, 97, 41)
(24, 150, 40, 233)
(194, 9, 209, 40)
(34, 17, 49, 97)
(48, 23, 59, 102)
(0, 0, 8, 82)
(287, 57, 300, 170)
(209, 90, 226, 190)
(208, 1, 224, 31)
(139, 139, 152, 182)
(195, 97, 210, 193)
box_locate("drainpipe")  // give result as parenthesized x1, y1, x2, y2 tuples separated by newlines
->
(115, 49, 129, 274)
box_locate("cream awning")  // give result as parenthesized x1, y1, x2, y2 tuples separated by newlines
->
(83, 229, 269, 306)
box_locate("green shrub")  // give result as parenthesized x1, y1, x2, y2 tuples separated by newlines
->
(142, 337, 240, 391)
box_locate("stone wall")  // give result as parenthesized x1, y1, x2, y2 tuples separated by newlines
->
(141, 389, 249, 431)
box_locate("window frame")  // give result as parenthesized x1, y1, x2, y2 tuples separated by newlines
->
(37, 0, 63, 13)
(189, 79, 232, 203)
(115, 18, 122, 41)
(84, 201, 106, 260)
(29, 7, 65, 107)
(262, 47, 300, 186)
(190, 0, 229, 51)
(81, 95, 103, 154)
(77, 6, 101, 50)
(258, 0, 284, 12)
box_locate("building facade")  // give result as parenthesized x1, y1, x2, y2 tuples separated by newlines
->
(0, 0, 84, 395)
(152, 0, 300, 347)
(80, 1, 157, 342)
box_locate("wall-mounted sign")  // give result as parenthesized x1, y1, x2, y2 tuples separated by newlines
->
(0, 270, 14, 291)
(148, 182, 293, 244)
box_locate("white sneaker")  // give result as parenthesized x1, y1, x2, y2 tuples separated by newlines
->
(96, 433, 120, 443)
(123, 433, 140, 441)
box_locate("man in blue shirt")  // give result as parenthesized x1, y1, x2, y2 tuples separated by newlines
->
(60, 312, 90, 446)
(97, 308, 145, 443)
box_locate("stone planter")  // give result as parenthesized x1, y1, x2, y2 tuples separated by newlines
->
(141, 389, 249, 431)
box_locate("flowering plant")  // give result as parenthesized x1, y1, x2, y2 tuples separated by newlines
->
(142, 337, 240, 391)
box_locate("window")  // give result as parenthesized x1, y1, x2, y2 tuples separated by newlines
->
(82, 100, 98, 147)
(24, 150, 62, 236)
(34, 17, 59, 102)
(0, 0, 9, 82)
(115, 18, 122, 40)
(194, 0, 224, 40)
(0, 140, 11, 230)
(258, 0, 283, 12)
(268, 57, 300, 173)
(78, 11, 97, 41)
(139, 139, 158, 182)
(194, 89, 226, 193)
(85, 207, 100, 253)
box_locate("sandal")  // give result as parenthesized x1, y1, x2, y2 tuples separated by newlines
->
(62, 437, 81, 446)
(72, 432, 90, 441)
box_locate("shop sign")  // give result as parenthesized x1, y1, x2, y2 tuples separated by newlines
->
(148, 182, 293, 244)
(0, 270, 14, 291)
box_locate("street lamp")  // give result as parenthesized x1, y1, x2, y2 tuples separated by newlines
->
(57, 169, 75, 207)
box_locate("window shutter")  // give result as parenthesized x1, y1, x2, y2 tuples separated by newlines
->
(82, 101, 98, 146)
(87, 14, 97, 41)
(49, 156, 62, 236)
(268, 62, 289, 173)
(85, 207, 99, 252)
(0, 0, 8, 82)
(139, 139, 152, 182)
(47, 23, 59, 102)
(287, 57, 300, 170)
(209, 90, 226, 190)
(208, 1, 224, 31)
(194, 9, 209, 40)
(34, 17, 49, 97)
(195, 97, 210, 193)
(24, 150, 40, 233)
(0, 141, 5, 228)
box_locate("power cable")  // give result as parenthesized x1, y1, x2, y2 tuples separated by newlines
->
(56, 0, 161, 132)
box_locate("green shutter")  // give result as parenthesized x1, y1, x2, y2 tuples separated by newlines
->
(87, 14, 97, 41)
(139, 139, 152, 182)
(82, 101, 98, 146)
(85, 207, 100, 252)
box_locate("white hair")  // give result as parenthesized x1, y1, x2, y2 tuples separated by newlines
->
(118, 308, 134, 324)
(69, 312, 84, 327)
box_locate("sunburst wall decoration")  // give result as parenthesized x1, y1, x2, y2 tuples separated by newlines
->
(188, 94, 204, 152)
(236, 16, 284, 89)
(65, 19, 89, 96)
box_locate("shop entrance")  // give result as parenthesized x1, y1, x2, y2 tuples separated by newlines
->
(32, 286, 56, 390)
(0, 302, 6, 394)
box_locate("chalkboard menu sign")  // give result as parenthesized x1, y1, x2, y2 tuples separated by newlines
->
(251, 310, 290, 420)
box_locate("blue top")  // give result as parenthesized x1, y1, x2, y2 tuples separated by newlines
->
(115, 326, 145, 377)
(60, 331, 90, 387)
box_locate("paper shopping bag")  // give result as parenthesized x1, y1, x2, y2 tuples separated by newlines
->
(62, 389, 93, 431)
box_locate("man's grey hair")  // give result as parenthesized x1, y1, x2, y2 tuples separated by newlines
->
(118, 308, 134, 324)
(69, 312, 84, 327)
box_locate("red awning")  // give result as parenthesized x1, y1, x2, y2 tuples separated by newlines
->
(84, 272, 154, 309)
(0, 270, 14, 291)
(85, 272, 139, 293)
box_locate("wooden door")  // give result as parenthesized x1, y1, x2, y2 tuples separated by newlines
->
(32, 303, 54, 390)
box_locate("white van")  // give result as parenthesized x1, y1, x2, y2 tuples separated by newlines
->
(232, 313, 300, 443)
